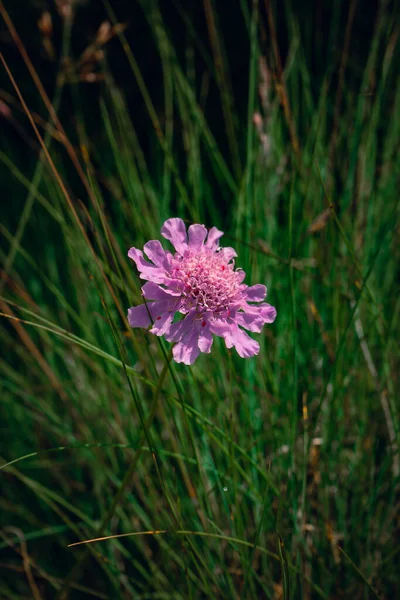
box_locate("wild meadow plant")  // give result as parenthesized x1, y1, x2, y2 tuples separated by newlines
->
(128, 218, 276, 364)
(1, 1, 399, 599)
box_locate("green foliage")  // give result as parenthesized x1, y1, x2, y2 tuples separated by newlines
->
(1, 1, 399, 598)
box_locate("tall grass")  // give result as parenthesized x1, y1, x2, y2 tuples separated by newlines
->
(1, 1, 399, 598)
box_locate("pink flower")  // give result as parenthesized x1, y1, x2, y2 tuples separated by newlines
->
(127, 218, 277, 365)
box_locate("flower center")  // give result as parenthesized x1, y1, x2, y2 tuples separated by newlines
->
(170, 250, 243, 314)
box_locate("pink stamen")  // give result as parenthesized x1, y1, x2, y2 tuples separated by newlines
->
(169, 248, 242, 314)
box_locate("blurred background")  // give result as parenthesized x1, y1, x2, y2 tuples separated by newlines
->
(1, 1, 399, 598)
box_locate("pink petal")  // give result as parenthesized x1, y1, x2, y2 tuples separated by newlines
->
(205, 226, 224, 250)
(236, 270, 246, 283)
(236, 303, 276, 332)
(210, 321, 260, 358)
(209, 321, 234, 347)
(231, 328, 260, 358)
(198, 326, 213, 353)
(173, 329, 201, 365)
(128, 298, 178, 330)
(245, 302, 277, 323)
(209, 320, 230, 337)
(245, 284, 267, 302)
(141, 281, 181, 299)
(143, 240, 170, 268)
(128, 248, 165, 283)
(220, 247, 237, 261)
(165, 312, 196, 343)
(127, 304, 152, 328)
(235, 312, 265, 333)
(161, 218, 188, 255)
(163, 277, 185, 292)
(188, 224, 208, 251)
(259, 304, 277, 323)
(150, 310, 176, 337)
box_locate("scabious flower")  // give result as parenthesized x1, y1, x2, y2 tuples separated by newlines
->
(127, 218, 277, 365)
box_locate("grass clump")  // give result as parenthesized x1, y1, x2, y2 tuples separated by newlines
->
(0, 1, 399, 598)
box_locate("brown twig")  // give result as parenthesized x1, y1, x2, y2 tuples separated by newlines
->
(264, 0, 300, 159)
(0, 2, 128, 324)
(328, 0, 358, 175)
(0, 49, 126, 324)
(1, 528, 43, 600)
(0, 299, 68, 401)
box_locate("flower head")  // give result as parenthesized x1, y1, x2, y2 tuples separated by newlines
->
(127, 218, 277, 365)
